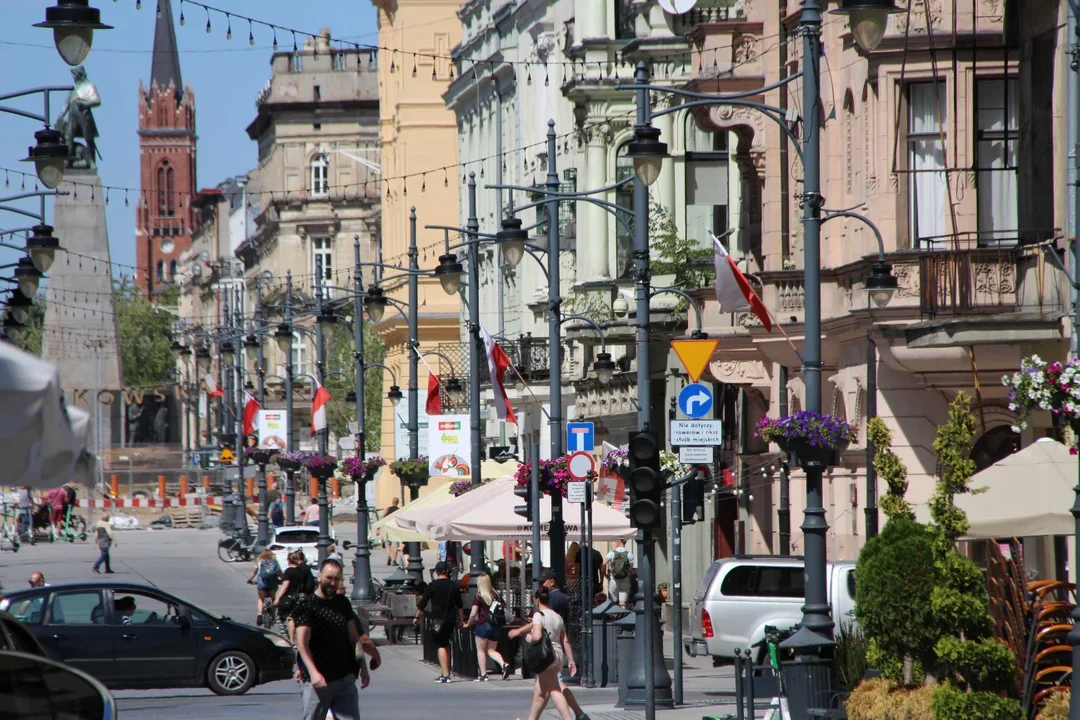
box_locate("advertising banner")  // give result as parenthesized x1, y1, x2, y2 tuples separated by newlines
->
(428, 414, 470, 476)
(256, 409, 288, 450)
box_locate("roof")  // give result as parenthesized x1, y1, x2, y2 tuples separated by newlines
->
(150, 0, 183, 96)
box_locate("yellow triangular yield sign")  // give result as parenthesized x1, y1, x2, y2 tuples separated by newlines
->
(671, 338, 720, 383)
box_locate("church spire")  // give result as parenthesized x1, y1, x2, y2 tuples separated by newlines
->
(150, 0, 183, 96)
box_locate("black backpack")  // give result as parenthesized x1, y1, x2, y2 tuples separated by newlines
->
(298, 564, 317, 594)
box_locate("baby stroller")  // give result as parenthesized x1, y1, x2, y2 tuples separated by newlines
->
(18, 503, 55, 544)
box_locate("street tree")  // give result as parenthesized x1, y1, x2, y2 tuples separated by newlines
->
(114, 276, 176, 387)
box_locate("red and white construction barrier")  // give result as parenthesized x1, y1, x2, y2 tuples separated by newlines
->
(77, 495, 226, 509)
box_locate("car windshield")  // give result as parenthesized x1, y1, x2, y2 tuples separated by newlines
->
(275, 530, 319, 544)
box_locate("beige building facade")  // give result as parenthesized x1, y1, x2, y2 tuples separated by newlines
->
(370, 1, 465, 511)
(679, 0, 1071, 577)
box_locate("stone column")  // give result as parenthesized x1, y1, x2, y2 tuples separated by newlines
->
(575, 0, 607, 41)
(655, 105, 677, 214)
(582, 126, 610, 281)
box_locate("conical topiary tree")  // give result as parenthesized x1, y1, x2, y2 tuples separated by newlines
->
(866, 417, 913, 521)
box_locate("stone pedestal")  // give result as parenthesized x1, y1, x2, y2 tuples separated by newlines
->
(42, 169, 123, 457)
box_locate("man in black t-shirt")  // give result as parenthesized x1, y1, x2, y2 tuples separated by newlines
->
(414, 561, 463, 683)
(294, 558, 379, 720)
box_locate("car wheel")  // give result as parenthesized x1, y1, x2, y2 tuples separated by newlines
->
(207, 650, 256, 695)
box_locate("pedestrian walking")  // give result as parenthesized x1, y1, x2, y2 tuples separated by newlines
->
(91, 516, 116, 574)
(464, 574, 512, 681)
(508, 587, 578, 720)
(275, 550, 317, 643)
(603, 538, 634, 608)
(17, 486, 32, 535)
(247, 549, 282, 625)
(413, 561, 464, 684)
(538, 570, 589, 720)
(294, 558, 377, 720)
(270, 496, 285, 528)
(46, 485, 65, 534)
(382, 498, 400, 566)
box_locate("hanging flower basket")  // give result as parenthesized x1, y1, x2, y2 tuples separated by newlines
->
(342, 455, 386, 483)
(514, 456, 572, 498)
(304, 455, 339, 481)
(450, 478, 492, 497)
(389, 457, 430, 488)
(1005, 355, 1080, 453)
(251, 448, 277, 467)
(757, 411, 857, 469)
(601, 448, 630, 481)
(276, 451, 311, 473)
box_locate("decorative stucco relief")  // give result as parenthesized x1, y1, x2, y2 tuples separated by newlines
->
(894, 0, 943, 33)
(974, 261, 1015, 295)
(709, 358, 770, 388)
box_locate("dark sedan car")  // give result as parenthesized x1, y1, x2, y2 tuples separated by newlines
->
(0, 582, 294, 695)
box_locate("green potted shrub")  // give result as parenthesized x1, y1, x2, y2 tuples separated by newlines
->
(389, 456, 429, 488)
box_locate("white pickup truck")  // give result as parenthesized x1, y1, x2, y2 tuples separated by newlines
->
(684, 555, 857, 664)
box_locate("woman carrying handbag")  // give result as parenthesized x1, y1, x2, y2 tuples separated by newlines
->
(509, 587, 577, 720)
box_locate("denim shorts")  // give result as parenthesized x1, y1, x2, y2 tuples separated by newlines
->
(475, 621, 500, 640)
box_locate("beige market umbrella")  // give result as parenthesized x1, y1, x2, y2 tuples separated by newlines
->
(951, 438, 1079, 538)
(371, 481, 455, 543)
(395, 459, 520, 533)
(430, 477, 633, 542)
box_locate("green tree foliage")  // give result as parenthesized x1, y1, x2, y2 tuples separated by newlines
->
(649, 204, 715, 290)
(323, 316, 384, 453)
(930, 392, 978, 549)
(114, 278, 176, 386)
(854, 516, 940, 685)
(13, 298, 46, 356)
(931, 682, 1023, 720)
(866, 417, 913, 521)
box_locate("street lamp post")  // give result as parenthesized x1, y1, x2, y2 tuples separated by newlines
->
(465, 173, 488, 587)
(277, 271, 297, 526)
(404, 209, 426, 585)
(315, 283, 331, 565)
(351, 235, 377, 605)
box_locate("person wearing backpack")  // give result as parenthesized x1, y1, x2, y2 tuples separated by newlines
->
(465, 574, 512, 681)
(247, 549, 282, 626)
(604, 538, 634, 609)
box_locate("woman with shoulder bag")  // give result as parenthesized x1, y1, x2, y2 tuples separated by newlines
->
(508, 587, 576, 720)
(465, 574, 512, 681)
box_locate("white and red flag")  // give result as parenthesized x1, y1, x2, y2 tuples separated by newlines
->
(712, 232, 772, 332)
(242, 393, 260, 437)
(311, 381, 331, 436)
(204, 373, 224, 399)
(426, 373, 443, 416)
(480, 325, 518, 425)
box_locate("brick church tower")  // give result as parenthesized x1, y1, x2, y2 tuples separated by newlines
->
(136, 0, 196, 295)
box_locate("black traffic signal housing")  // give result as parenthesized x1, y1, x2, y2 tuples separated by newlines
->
(682, 467, 706, 525)
(628, 430, 663, 529)
(514, 482, 533, 522)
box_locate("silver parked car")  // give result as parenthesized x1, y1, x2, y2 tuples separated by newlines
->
(684, 555, 857, 664)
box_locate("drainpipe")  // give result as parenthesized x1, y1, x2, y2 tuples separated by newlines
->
(865, 336, 878, 538)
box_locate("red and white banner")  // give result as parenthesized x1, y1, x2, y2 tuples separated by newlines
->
(242, 393, 260, 437)
(204, 373, 225, 399)
(481, 324, 517, 425)
(712, 234, 772, 332)
(311, 381, 331, 436)
(76, 495, 225, 508)
(426, 373, 443, 416)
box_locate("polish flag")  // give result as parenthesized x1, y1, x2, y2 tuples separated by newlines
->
(311, 381, 331, 436)
(480, 325, 517, 425)
(712, 233, 772, 332)
(242, 393, 260, 437)
(204, 374, 224, 399)
(426, 373, 443, 416)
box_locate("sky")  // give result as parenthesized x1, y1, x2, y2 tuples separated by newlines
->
(0, 0, 378, 277)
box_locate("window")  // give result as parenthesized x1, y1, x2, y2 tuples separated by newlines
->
(907, 81, 948, 247)
(281, 332, 308, 379)
(560, 169, 577, 241)
(169, 260, 178, 282)
(157, 162, 169, 215)
(614, 0, 636, 40)
(686, 120, 729, 248)
(310, 154, 329, 197)
(719, 565, 756, 597)
(313, 122, 322, 132)
(108, 591, 181, 626)
(755, 566, 805, 598)
(313, 237, 332, 290)
(615, 144, 636, 280)
(156, 260, 166, 282)
(289, 52, 303, 73)
(5, 595, 45, 625)
(332, 51, 347, 71)
(49, 591, 105, 625)
(313, 85, 322, 101)
(166, 166, 176, 216)
(846, 570, 857, 600)
(976, 79, 1018, 245)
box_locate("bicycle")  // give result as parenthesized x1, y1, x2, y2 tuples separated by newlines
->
(218, 531, 257, 563)
(0, 502, 21, 553)
(60, 505, 88, 543)
(755, 624, 793, 720)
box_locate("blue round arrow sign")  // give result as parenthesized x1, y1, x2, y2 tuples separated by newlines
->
(677, 383, 714, 419)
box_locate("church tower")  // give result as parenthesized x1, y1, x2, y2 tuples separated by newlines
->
(136, 0, 196, 295)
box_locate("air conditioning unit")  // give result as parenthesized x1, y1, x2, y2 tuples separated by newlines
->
(485, 417, 501, 438)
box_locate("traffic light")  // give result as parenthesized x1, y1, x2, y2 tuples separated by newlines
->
(682, 467, 706, 525)
(514, 482, 533, 522)
(628, 430, 663, 529)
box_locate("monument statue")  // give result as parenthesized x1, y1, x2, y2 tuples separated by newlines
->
(55, 66, 102, 169)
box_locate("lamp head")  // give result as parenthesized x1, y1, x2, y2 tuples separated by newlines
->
(445, 376, 463, 393)
(865, 260, 899, 308)
(274, 324, 293, 355)
(26, 224, 61, 274)
(14, 256, 42, 300)
(831, 0, 901, 52)
(496, 217, 528, 267)
(387, 385, 403, 407)
(243, 333, 260, 351)
(220, 341, 236, 366)
(316, 305, 338, 327)
(434, 253, 465, 295)
(363, 285, 387, 323)
(7, 290, 33, 325)
(593, 352, 617, 386)
(3, 315, 25, 344)
(35, 0, 112, 66)
(625, 124, 668, 187)
(180, 343, 193, 366)
(345, 391, 357, 404)
(170, 340, 186, 360)
(195, 344, 212, 373)
(23, 127, 69, 190)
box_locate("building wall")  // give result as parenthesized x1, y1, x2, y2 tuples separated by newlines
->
(370, 0, 466, 513)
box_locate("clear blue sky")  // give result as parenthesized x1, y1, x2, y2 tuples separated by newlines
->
(0, 0, 378, 276)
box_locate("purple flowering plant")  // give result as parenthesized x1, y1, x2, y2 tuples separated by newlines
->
(1004, 355, 1080, 452)
(514, 456, 572, 497)
(341, 455, 386, 481)
(303, 454, 339, 471)
(756, 411, 857, 449)
(450, 478, 491, 497)
(389, 456, 429, 479)
(600, 448, 629, 473)
(277, 451, 313, 468)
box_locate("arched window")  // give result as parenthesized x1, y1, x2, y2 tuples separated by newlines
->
(685, 115, 729, 248)
(157, 163, 168, 215)
(169, 260, 178, 281)
(310, 154, 329, 197)
(156, 260, 165, 282)
(166, 167, 176, 216)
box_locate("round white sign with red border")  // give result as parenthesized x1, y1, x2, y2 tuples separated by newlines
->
(567, 451, 596, 480)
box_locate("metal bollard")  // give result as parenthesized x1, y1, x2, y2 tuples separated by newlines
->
(734, 649, 744, 720)
(745, 648, 756, 720)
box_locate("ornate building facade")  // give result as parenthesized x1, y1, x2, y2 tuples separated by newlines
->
(136, 0, 197, 296)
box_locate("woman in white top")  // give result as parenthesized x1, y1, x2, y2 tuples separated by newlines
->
(509, 587, 577, 720)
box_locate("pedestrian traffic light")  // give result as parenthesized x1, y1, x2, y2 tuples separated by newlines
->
(514, 482, 533, 522)
(682, 467, 706, 525)
(628, 430, 663, 529)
